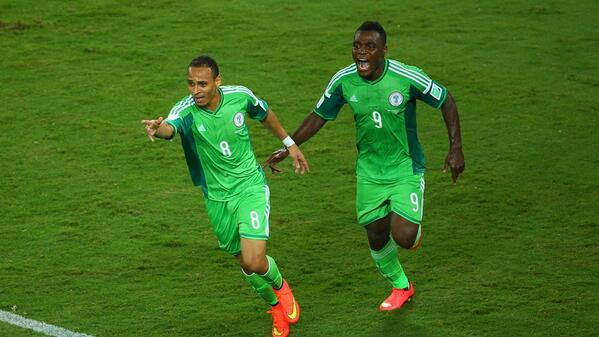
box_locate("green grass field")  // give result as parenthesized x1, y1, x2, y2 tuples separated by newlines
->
(1, 1, 598, 336)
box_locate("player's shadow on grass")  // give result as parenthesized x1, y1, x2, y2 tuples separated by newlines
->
(372, 301, 430, 337)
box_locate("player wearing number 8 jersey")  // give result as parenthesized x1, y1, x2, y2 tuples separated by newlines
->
(166, 85, 273, 202)
(142, 55, 307, 337)
(266, 21, 465, 311)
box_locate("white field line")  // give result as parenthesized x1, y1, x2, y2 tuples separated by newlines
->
(0, 310, 95, 337)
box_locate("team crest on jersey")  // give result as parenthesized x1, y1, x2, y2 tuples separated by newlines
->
(233, 112, 244, 128)
(388, 92, 403, 107)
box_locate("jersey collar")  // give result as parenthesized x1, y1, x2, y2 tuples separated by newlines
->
(196, 87, 224, 115)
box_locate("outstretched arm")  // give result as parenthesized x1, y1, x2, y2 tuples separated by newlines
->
(440, 91, 465, 182)
(290, 112, 328, 145)
(261, 109, 309, 174)
(266, 112, 327, 173)
(141, 117, 174, 141)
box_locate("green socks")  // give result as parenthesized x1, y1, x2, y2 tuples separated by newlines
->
(243, 255, 283, 305)
(263, 255, 283, 289)
(244, 272, 278, 305)
(370, 239, 409, 289)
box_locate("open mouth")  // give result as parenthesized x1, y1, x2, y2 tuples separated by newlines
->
(356, 58, 369, 71)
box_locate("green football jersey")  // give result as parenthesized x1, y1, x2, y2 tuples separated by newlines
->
(314, 59, 447, 181)
(165, 85, 269, 201)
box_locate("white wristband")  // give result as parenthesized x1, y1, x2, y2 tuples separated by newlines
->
(282, 136, 295, 148)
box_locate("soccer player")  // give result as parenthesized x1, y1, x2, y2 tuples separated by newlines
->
(266, 21, 465, 311)
(142, 55, 306, 337)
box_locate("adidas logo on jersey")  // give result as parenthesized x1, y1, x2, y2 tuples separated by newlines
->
(197, 124, 206, 132)
(350, 95, 358, 102)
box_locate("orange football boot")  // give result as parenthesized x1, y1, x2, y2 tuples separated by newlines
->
(268, 303, 290, 337)
(273, 279, 300, 324)
(379, 282, 414, 311)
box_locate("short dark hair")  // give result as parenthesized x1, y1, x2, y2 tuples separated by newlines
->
(356, 21, 386, 45)
(188, 55, 219, 78)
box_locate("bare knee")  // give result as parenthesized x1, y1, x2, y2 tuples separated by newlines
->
(240, 253, 268, 274)
(366, 216, 391, 251)
(392, 230, 418, 249)
(239, 238, 268, 274)
(391, 216, 421, 249)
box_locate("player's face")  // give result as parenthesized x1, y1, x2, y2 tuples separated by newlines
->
(352, 30, 387, 80)
(187, 66, 222, 110)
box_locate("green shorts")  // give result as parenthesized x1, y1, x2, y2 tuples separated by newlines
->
(205, 184, 270, 255)
(356, 173, 425, 226)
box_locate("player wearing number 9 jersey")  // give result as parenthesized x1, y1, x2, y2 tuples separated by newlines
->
(266, 21, 465, 312)
(142, 55, 307, 337)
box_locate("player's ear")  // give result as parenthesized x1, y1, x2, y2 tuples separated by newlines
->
(383, 45, 388, 55)
(215, 74, 222, 86)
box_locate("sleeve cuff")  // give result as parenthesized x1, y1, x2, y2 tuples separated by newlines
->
(435, 91, 448, 109)
(312, 109, 336, 121)
(165, 120, 178, 139)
